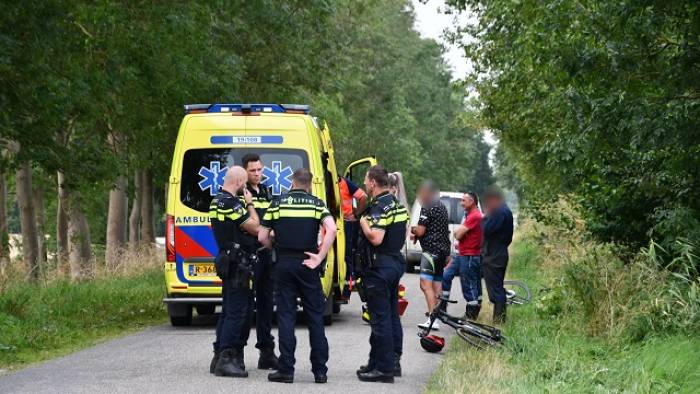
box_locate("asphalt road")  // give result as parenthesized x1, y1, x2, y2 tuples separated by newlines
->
(0, 272, 461, 394)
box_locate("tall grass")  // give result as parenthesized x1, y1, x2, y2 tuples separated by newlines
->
(0, 246, 166, 369)
(531, 199, 700, 341)
(0, 245, 162, 292)
(426, 199, 700, 393)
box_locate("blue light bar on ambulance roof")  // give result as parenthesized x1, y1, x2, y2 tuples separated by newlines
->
(183, 103, 310, 115)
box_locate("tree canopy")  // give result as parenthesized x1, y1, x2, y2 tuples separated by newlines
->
(448, 0, 700, 250)
(0, 0, 489, 270)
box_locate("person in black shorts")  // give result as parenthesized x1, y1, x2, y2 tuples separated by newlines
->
(410, 180, 451, 330)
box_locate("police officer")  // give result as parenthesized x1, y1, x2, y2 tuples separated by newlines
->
(258, 168, 337, 384)
(357, 165, 408, 383)
(240, 153, 279, 370)
(209, 166, 260, 378)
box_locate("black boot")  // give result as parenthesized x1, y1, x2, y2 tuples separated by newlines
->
(258, 348, 279, 370)
(493, 302, 506, 324)
(465, 304, 481, 320)
(209, 351, 220, 374)
(233, 348, 246, 371)
(393, 353, 402, 377)
(214, 349, 248, 378)
(359, 357, 400, 377)
(357, 358, 375, 376)
(268, 370, 294, 383)
(357, 369, 394, 383)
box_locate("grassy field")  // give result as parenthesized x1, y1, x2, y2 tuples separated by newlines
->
(0, 268, 167, 369)
(426, 235, 700, 393)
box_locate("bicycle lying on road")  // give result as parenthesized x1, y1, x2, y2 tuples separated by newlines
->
(418, 296, 504, 352)
(504, 279, 531, 306)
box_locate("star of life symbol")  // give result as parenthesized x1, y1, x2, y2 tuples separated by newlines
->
(262, 161, 293, 195)
(198, 161, 228, 196)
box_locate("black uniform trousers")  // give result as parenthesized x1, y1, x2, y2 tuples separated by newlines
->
(253, 249, 275, 350)
(482, 254, 509, 304)
(364, 253, 404, 374)
(274, 256, 329, 376)
(213, 276, 253, 352)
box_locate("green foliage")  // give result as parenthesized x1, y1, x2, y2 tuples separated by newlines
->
(0, 269, 165, 368)
(447, 0, 700, 250)
(308, 1, 484, 195)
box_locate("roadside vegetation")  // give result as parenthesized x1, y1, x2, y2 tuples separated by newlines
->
(427, 201, 699, 393)
(0, 248, 165, 370)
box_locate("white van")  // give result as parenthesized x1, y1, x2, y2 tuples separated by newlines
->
(405, 191, 466, 272)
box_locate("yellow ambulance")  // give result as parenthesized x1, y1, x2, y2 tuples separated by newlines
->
(163, 103, 375, 326)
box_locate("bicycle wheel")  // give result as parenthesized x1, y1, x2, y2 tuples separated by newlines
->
(456, 323, 503, 350)
(504, 280, 532, 305)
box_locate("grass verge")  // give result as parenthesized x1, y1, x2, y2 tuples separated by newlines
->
(425, 234, 700, 393)
(0, 268, 166, 370)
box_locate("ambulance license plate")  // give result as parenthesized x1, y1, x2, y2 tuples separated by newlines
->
(189, 264, 217, 277)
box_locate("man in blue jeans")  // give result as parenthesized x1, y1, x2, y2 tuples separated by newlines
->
(442, 192, 483, 320)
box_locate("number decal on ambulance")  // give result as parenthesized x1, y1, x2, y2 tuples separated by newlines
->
(210, 136, 284, 144)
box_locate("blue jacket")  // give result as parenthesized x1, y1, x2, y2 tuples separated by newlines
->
(482, 203, 513, 258)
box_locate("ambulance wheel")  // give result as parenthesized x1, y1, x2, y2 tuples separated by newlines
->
(168, 304, 192, 327)
(323, 294, 334, 326)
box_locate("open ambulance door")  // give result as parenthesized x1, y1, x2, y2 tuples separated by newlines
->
(343, 156, 377, 185)
(318, 122, 343, 301)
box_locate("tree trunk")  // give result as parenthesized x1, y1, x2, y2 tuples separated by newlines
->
(16, 162, 40, 280)
(68, 193, 92, 280)
(105, 175, 128, 268)
(33, 183, 47, 268)
(128, 170, 143, 250)
(0, 170, 8, 274)
(140, 169, 155, 245)
(57, 170, 69, 272)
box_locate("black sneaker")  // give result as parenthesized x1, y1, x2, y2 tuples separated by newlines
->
(358, 360, 400, 377)
(268, 371, 294, 383)
(357, 369, 394, 383)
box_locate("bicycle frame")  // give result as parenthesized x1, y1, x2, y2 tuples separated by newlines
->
(419, 298, 503, 346)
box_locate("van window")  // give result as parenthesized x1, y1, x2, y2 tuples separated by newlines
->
(180, 148, 309, 212)
(440, 197, 465, 225)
